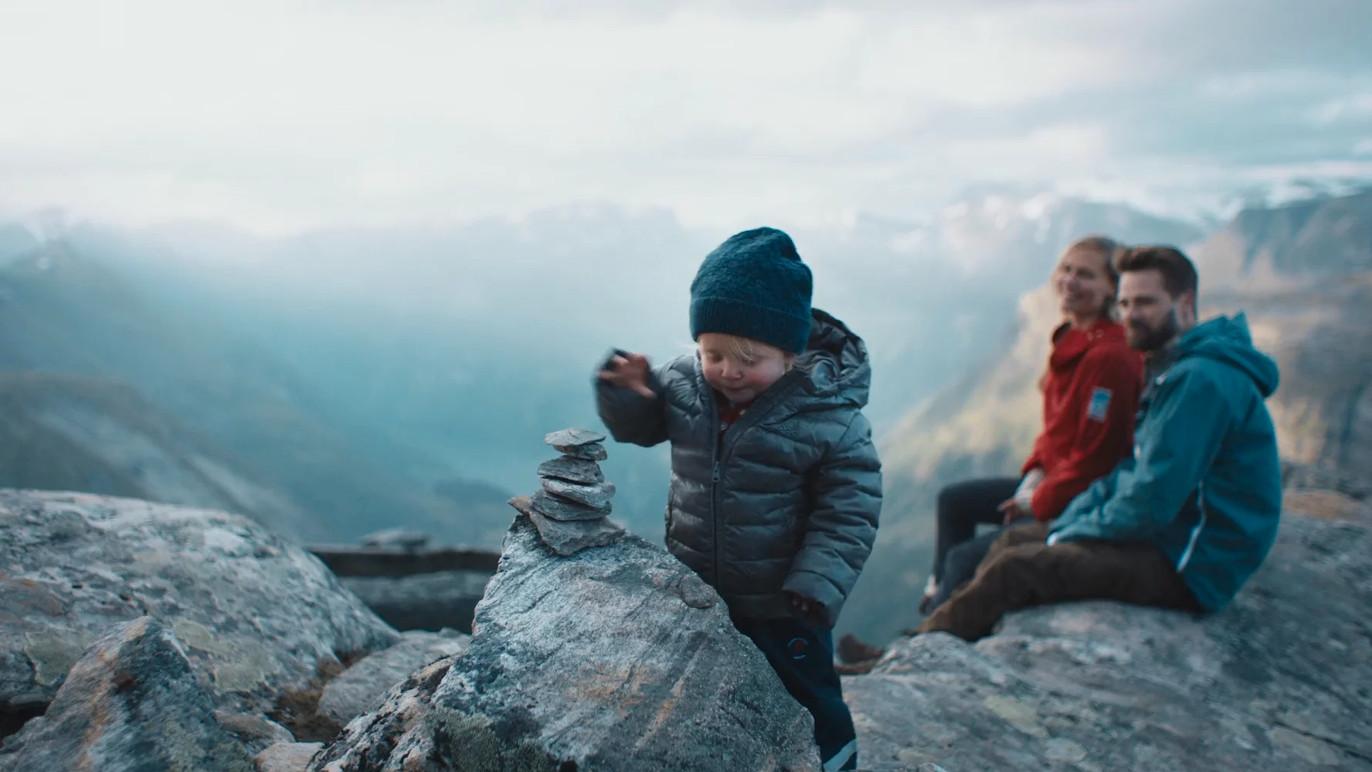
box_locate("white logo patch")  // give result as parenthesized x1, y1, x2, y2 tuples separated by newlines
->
(1087, 387, 1113, 422)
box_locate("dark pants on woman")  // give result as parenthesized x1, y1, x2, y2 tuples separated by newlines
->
(919, 521, 1201, 641)
(929, 477, 1026, 609)
(733, 616, 858, 771)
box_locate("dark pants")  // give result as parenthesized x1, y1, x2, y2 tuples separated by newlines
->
(931, 513, 1038, 609)
(919, 521, 1201, 641)
(733, 616, 858, 771)
(930, 477, 1019, 585)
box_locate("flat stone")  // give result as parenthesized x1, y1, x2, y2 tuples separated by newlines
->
(543, 428, 606, 450)
(537, 456, 605, 484)
(560, 443, 608, 461)
(531, 489, 611, 521)
(359, 528, 429, 551)
(510, 497, 624, 556)
(541, 478, 616, 510)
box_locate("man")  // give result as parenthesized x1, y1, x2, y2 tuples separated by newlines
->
(915, 245, 1282, 641)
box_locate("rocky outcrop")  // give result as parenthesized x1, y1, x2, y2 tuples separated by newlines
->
(845, 500, 1372, 769)
(0, 490, 398, 730)
(318, 630, 470, 729)
(312, 516, 820, 771)
(0, 616, 254, 771)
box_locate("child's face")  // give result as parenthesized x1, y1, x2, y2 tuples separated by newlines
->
(697, 333, 793, 405)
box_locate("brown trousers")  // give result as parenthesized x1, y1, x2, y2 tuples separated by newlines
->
(916, 521, 1200, 641)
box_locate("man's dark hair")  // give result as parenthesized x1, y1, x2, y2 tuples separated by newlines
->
(1116, 245, 1198, 308)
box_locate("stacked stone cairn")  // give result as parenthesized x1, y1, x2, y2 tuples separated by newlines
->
(509, 428, 625, 556)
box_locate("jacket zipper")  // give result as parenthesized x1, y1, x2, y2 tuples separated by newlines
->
(705, 367, 805, 592)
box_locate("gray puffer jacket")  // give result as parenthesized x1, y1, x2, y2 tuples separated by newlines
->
(596, 309, 881, 627)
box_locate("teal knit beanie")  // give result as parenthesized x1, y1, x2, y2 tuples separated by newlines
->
(689, 227, 813, 354)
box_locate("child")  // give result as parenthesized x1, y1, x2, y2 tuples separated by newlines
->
(596, 227, 881, 772)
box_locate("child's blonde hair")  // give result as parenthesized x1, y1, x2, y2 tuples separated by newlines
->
(701, 332, 797, 370)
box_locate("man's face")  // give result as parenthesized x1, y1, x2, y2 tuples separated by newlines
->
(1118, 269, 1191, 352)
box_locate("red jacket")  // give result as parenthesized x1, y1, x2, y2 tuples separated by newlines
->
(1021, 319, 1143, 521)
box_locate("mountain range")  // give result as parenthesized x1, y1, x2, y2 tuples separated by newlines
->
(2, 188, 1368, 640)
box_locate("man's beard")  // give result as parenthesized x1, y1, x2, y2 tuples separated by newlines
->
(1128, 310, 1180, 352)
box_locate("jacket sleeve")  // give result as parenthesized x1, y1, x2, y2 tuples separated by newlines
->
(1030, 348, 1142, 521)
(783, 412, 882, 628)
(594, 352, 669, 448)
(1048, 367, 1230, 544)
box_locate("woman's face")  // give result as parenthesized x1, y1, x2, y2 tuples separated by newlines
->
(1053, 247, 1116, 321)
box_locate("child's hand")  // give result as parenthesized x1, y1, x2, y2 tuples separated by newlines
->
(787, 591, 826, 627)
(599, 351, 656, 399)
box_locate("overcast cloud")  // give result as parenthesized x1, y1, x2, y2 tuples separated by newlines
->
(1, 0, 1369, 234)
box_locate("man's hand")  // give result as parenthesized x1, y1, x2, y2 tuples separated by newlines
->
(787, 591, 826, 627)
(598, 351, 656, 399)
(997, 498, 1031, 525)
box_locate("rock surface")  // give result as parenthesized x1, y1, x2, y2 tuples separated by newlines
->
(845, 502, 1372, 770)
(312, 517, 819, 771)
(0, 616, 254, 771)
(318, 630, 471, 728)
(0, 490, 398, 724)
(255, 742, 323, 772)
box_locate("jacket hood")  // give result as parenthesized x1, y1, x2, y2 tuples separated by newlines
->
(796, 308, 871, 408)
(1176, 313, 1279, 397)
(1049, 319, 1128, 372)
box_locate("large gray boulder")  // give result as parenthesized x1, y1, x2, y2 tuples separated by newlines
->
(0, 616, 254, 771)
(846, 501, 1372, 769)
(312, 516, 820, 771)
(0, 490, 398, 726)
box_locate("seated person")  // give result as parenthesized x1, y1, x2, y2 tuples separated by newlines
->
(916, 246, 1282, 641)
(921, 236, 1143, 613)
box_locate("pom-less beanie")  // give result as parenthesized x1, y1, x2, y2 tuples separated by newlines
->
(689, 227, 813, 354)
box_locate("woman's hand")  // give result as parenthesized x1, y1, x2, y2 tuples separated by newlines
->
(598, 351, 656, 399)
(997, 498, 1031, 525)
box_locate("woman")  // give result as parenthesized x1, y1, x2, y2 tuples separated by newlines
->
(919, 235, 1144, 614)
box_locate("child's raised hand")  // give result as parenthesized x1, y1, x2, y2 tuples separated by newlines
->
(599, 351, 657, 399)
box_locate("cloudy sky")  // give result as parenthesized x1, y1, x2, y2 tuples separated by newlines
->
(2, 0, 1370, 235)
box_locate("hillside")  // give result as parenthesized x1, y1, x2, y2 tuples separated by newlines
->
(0, 244, 513, 544)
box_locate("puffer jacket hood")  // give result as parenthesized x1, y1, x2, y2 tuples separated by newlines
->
(1174, 313, 1278, 398)
(596, 308, 882, 628)
(795, 308, 872, 409)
